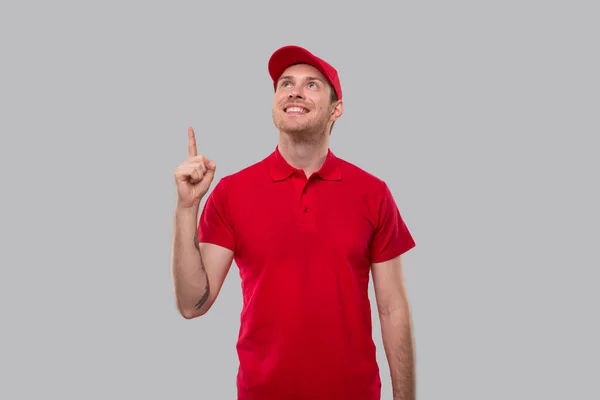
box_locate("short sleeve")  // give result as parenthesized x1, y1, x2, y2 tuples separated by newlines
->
(197, 177, 236, 253)
(370, 181, 416, 263)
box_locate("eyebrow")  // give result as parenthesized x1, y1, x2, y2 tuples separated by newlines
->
(277, 75, 326, 84)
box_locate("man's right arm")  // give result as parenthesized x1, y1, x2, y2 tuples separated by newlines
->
(171, 205, 234, 319)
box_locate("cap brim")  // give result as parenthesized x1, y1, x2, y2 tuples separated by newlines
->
(268, 45, 331, 87)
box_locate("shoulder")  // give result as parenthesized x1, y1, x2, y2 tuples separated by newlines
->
(335, 154, 389, 192)
(333, 154, 401, 218)
(210, 151, 272, 193)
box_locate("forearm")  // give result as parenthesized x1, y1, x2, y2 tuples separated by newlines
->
(171, 205, 210, 318)
(380, 305, 416, 400)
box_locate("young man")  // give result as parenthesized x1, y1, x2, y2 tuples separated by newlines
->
(172, 45, 416, 400)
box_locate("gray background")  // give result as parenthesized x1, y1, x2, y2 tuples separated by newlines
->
(1, 1, 598, 399)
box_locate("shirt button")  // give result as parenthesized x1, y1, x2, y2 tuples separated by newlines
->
(303, 207, 309, 212)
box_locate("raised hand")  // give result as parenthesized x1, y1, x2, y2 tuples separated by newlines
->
(173, 127, 217, 209)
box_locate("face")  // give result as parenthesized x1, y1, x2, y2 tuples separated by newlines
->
(272, 63, 342, 138)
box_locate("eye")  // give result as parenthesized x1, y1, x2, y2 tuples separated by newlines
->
(307, 82, 317, 89)
(281, 81, 292, 88)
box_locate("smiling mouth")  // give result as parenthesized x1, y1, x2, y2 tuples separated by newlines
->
(284, 106, 309, 114)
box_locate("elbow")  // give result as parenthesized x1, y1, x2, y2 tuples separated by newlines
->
(378, 298, 410, 318)
(178, 302, 212, 320)
(180, 308, 199, 320)
(176, 303, 207, 320)
(174, 285, 213, 319)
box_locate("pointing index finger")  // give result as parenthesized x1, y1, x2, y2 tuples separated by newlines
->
(188, 126, 197, 158)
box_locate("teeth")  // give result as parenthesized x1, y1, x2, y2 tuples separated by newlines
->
(286, 107, 306, 113)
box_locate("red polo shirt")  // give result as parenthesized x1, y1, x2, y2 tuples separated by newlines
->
(197, 146, 415, 400)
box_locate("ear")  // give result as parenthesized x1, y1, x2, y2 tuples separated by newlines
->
(330, 100, 344, 122)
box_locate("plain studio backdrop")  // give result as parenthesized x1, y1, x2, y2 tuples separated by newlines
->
(1, 1, 598, 399)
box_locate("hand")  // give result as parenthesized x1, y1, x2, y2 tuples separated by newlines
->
(173, 127, 217, 209)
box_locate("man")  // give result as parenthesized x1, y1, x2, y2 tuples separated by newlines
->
(171, 45, 416, 400)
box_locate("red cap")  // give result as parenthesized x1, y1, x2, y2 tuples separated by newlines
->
(268, 45, 342, 100)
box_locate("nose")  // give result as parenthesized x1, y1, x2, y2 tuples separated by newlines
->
(288, 90, 304, 99)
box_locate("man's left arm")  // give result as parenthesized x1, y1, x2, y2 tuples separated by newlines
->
(372, 255, 416, 400)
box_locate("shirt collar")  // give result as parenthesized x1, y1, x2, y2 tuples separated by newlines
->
(267, 145, 342, 182)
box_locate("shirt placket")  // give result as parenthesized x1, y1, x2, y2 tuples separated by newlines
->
(298, 174, 317, 232)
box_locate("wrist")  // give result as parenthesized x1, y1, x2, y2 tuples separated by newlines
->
(175, 202, 200, 217)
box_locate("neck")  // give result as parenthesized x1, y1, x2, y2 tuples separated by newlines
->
(277, 132, 329, 176)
